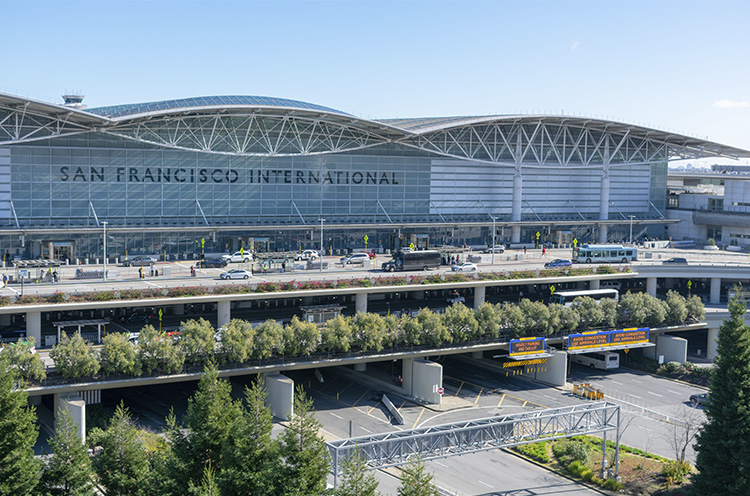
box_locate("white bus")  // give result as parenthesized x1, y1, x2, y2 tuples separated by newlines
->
(572, 244, 637, 264)
(571, 351, 620, 370)
(550, 289, 619, 306)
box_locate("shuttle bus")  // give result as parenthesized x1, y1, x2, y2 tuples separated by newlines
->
(571, 351, 620, 370)
(572, 244, 637, 264)
(550, 289, 619, 306)
(381, 250, 441, 272)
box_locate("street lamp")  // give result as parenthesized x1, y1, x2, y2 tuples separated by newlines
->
(319, 218, 325, 273)
(491, 216, 497, 265)
(102, 221, 108, 281)
(628, 216, 635, 245)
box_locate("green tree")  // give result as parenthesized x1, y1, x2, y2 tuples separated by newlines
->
(218, 318, 255, 364)
(552, 303, 581, 333)
(518, 299, 551, 336)
(442, 303, 479, 342)
(617, 292, 667, 328)
(693, 295, 750, 495)
(137, 325, 185, 375)
(334, 449, 380, 496)
(686, 293, 705, 323)
(197, 462, 219, 496)
(475, 302, 502, 338)
(253, 319, 285, 359)
(100, 332, 141, 376)
(0, 357, 40, 496)
(381, 314, 405, 348)
(276, 386, 329, 496)
(572, 296, 604, 331)
(180, 318, 217, 364)
(664, 290, 688, 325)
(320, 315, 352, 352)
(351, 312, 386, 352)
(91, 402, 149, 496)
(284, 316, 320, 357)
(414, 308, 449, 346)
(218, 378, 278, 496)
(397, 457, 439, 496)
(40, 408, 96, 495)
(498, 302, 524, 336)
(0, 337, 45, 382)
(50, 331, 100, 379)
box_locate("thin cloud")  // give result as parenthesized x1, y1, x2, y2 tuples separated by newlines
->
(714, 99, 750, 108)
(570, 41, 579, 52)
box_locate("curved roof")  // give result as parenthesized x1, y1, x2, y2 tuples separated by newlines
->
(86, 95, 352, 119)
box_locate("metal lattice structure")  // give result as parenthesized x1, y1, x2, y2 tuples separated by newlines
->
(326, 401, 621, 486)
(0, 97, 100, 145)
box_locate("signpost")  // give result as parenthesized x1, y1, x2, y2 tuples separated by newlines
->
(158, 309, 163, 332)
(364, 235, 369, 251)
(535, 231, 540, 249)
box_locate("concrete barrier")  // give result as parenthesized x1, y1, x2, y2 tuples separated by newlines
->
(381, 394, 404, 425)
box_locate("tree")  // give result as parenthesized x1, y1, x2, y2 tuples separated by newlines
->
(686, 293, 705, 323)
(276, 386, 329, 496)
(320, 315, 352, 352)
(100, 332, 141, 376)
(617, 292, 667, 328)
(218, 378, 278, 496)
(0, 357, 40, 496)
(664, 404, 703, 464)
(411, 308, 449, 347)
(572, 296, 604, 331)
(442, 303, 479, 342)
(334, 449, 380, 496)
(693, 294, 750, 495)
(253, 319, 284, 359)
(284, 316, 320, 357)
(475, 302, 502, 338)
(49, 331, 100, 379)
(351, 312, 386, 352)
(0, 337, 45, 382)
(197, 462, 219, 496)
(218, 318, 255, 364)
(599, 297, 617, 329)
(498, 302, 524, 336)
(137, 325, 185, 375)
(180, 318, 217, 364)
(664, 290, 688, 325)
(397, 457, 439, 496)
(40, 408, 97, 495)
(518, 299, 551, 336)
(91, 402, 149, 496)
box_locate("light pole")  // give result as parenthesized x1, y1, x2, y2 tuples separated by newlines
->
(319, 218, 325, 272)
(491, 216, 497, 265)
(628, 215, 635, 245)
(102, 221, 108, 281)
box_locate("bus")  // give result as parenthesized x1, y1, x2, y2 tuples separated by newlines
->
(571, 351, 620, 370)
(550, 289, 619, 306)
(381, 250, 441, 272)
(572, 244, 637, 264)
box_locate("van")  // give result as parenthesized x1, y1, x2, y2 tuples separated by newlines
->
(571, 351, 620, 370)
(600, 281, 621, 291)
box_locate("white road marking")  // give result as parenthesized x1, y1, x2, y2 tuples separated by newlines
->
(647, 391, 663, 397)
(637, 426, 654, 432)
(360, 426, 372, 433)
(330, 413, 343, 419)
(610, 380, 623, 385)
(477, 480, 494, 489)
(667, 389, 682, 395)
(433, 461, 449, 469)
(632, 379, 643, 383)
(629, 394, 643, 400)
(144, 281, 162, 288)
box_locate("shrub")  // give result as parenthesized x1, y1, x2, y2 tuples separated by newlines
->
(603, 478, 623, 491)
(566, 440, 591, 463)
(567, 460, 583, 476)
(662, 460, 692, 484)
(579, 467, 594, 482)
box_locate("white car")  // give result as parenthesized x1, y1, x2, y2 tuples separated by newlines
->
(220, 269, 251, 280)
(483, 245, 505, 253)
(340, 253, 370, 265)
(294, 250, 319, 261)
(221, 251, 253, 263)
(452, 262, 478, 272)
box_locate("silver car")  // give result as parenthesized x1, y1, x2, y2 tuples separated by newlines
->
(123, 255, 157, 267)
(220, 269, 251, 280)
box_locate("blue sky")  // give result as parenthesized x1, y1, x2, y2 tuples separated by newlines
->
(2, 0, 749, 155)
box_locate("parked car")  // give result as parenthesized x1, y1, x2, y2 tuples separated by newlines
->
(0, 328, 27, 343)
(0, 340, 36, 354)
(544, 259, 573, 268)
(451, 262, 477, 272)
(340, 253, 370, 265)
(447, 291, 466, 305)
(221, 251, 253, 263)
(294, 250, 319, 261)
(483, 245, 505, 253)
(220, 269, 251, 280)
(123, 255, 157, 267)
(201, 258, 228, 268)
(663, 257, 688, 265)
(690, 393, 708, 407)
(125, 311, 153, 324)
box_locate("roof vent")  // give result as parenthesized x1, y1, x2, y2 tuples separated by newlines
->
(62, 91, 86, 110)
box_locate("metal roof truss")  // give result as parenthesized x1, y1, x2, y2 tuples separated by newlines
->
(0, 103, 90, 145)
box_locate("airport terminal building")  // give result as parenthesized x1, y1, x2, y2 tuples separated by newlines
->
(0, 92, 747, 261)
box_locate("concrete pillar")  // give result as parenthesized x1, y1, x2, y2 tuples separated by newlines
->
(512, 169, 523, 223)
(656, 334, 688, 364)
(597, 225, 608, 244)
(474, 286, 486, 309)
(217, 300, 231, 327)
(0, 313, 10, 326)
(264, 373, 294, 421)
(54, 393, 86, 443)
(402, 357, 414, 396)
(26, 311, 41, 346)
(413, 290, 425, 300)
(534, 350, 568, 387)
(172, 304, 184, 316)
(511, 225, 521, 244)
(354, 362, 366, 372)
(710, 277, 721, 305)
(411, 358, 443, 405)
(576, 281, 588, 290)
(589, 279, 600, 290)
(646, 277, 657, 297)
(471, 350, 483, 359)
(598, 169, 610, 244)
(707, 327, 719, 361)
(355, 292, 368, 314)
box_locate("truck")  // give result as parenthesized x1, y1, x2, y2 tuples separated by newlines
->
(381, 250, 441, 272)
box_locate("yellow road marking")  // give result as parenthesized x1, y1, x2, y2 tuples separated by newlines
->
(497, 394, 506, 407)
(338, 383, 353, 395)
(318, 375, 338, 393)
(398, 400, 406, 411)
(444, 374, 547, 409)
(352, 389, 369, 407)
(412, 408, 425, 429)
(474, 388, 484, 405)
(455, 381, 464, 396)
(368, 400, 381, 414)
(522, 400, 528, 407)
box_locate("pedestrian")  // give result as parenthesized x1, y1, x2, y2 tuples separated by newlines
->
(150, 265, 155, 277)
(190, 265, 195, 277)
(139, 266, 143, 279)
(542, 247, 546, 256)
(53, 270, 58, 283)
(523, 246, 527, 255)
(281, 261, 286, 273)
(2, 273, 7, 287)
(263, 263, 267, 275)
(155, 269, 159, 277)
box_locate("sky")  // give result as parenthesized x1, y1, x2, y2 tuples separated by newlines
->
(2, 0, 749, 159)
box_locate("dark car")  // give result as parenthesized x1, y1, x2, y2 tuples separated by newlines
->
(125, 311, 153, 324)
(201, 258, 228, 268)
(690, 393, 708, 407)
(0, 328, 27, 343)
(544, 259, 573, 268)
(663, 257, 688, 265)
(122, 255, 157, 267)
